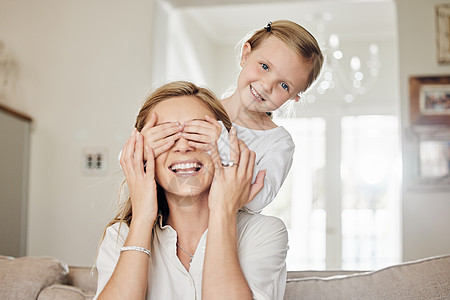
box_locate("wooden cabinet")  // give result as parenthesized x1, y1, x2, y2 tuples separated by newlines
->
(0, 104, 32, 257)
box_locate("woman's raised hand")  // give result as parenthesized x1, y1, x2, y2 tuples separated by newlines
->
(140, 112, 183, 159)
(183, 115, 223, 151)
(120, 128, 158, 226)
(208, 126, 266, 214)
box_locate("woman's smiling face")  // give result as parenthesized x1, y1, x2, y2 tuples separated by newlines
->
(151, 96, 216, 204)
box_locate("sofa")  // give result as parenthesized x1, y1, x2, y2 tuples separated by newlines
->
(0, 254, 449, 299)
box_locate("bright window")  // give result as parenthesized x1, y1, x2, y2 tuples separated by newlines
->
(264, 115, 401, 270)
(341, 115, 401, 270)
(264, 117, 326, 270)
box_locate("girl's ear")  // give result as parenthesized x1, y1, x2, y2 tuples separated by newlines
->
(240, 42, 252, 67)
(293, 95, 301, 102)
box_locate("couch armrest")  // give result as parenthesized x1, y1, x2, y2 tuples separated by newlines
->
(66, 266, 97, 295)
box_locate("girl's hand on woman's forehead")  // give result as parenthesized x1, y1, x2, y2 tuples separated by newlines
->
(182, 115, 222, 151)
(140, 112, 183, 160)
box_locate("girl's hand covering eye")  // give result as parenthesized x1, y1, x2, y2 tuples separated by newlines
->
(183, 115, 223, 151)
(140, 112, 183, 159)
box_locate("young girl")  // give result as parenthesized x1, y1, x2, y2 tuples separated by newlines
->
(140, 20, 323, 212)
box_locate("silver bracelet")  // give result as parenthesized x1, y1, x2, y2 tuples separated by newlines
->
(120, 246, 151, 257)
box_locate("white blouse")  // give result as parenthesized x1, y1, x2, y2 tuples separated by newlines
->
(94, 211, 288, 300)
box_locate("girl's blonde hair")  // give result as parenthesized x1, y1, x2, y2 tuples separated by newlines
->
(247, 20, 324, 94)
(104, 81, 231, 232)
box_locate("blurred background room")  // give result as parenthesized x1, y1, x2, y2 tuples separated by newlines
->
(0, 0, 449, 271)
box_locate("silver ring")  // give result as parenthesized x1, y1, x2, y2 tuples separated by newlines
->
(222, 161, 238, 167)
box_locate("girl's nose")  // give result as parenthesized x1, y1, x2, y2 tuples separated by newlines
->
(172, 136, 194, 153)
(261, 75, 274, 94)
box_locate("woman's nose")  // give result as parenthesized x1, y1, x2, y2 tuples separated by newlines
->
(172, 136, 194, 153)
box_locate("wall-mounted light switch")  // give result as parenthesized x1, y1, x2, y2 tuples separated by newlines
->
(82, 147, 108, 176)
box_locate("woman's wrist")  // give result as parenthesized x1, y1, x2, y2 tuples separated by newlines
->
(130, 214, 156, 229)
(208, 208, 237, 228)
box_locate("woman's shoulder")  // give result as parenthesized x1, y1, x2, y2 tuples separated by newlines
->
(236, 211, 288, 252)
(104, 222, 130, 241)
(236, 211, 287, 234)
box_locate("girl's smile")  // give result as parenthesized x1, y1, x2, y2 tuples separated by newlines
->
(250, 84, 267, 102)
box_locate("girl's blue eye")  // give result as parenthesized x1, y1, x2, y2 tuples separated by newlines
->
(261, 63, 269, 70)
(281, 82, 289, 91)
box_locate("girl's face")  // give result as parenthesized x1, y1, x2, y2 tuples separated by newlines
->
(237, 35, 310, 113)
(151, 96, 215, 204)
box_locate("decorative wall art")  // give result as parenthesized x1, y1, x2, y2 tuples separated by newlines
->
(436, 4, 450, 64)
(409, 76, 450, 126)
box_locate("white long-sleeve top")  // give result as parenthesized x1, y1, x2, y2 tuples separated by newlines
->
(94, 211, 288, 300)
(218, 123, 295, 213)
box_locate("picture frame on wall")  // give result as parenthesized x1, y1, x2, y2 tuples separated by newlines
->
(409, 76, 450, 125)
(405, 126, 450, 192)
(419, 139, 450, 179)
(436, 4, 450, 64)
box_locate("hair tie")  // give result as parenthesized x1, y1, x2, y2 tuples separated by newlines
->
(264, 21, 272, 32)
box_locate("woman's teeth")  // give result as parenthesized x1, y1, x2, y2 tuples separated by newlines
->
(170, 162, 202, 174)
(251, 86, 265, 101)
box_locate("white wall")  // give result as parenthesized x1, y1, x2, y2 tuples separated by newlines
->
(165, 10, 217, 91)
(0, 0, 154, 266)
(396, 0, 450, 261)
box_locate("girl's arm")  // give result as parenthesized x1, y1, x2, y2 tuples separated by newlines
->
(245, 130, 295, 212)
(97, 130, 158, 299)
(202, 127, 265, 300)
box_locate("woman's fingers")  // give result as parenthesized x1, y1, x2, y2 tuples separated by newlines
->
(147, 112, 158, 128)
(237, 140, 250, 171)
(228, 126, 239, 165)
(144, 146, 155, 179)
(133, 131, 145, 174)
(209, 140, 223, 176)
(120, 129, 137, 172)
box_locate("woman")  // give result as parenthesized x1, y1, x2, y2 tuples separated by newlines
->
(94, 81, 288, 300)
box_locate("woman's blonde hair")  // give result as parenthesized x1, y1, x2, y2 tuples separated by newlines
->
(247, 20, 324, 93)
(105, 81, 231, 232)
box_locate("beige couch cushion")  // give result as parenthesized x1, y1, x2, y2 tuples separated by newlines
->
(0, 255, 68, 300)
(38, 284, 93, 300)
(284, 255, 450, 300)
(66, 266, 97, 294)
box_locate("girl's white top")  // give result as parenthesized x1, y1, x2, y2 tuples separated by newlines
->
(218, 123, 295, 213)
(94, 211, 288, 300)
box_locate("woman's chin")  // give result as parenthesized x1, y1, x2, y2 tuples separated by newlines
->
(167, 188, 208, 207)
